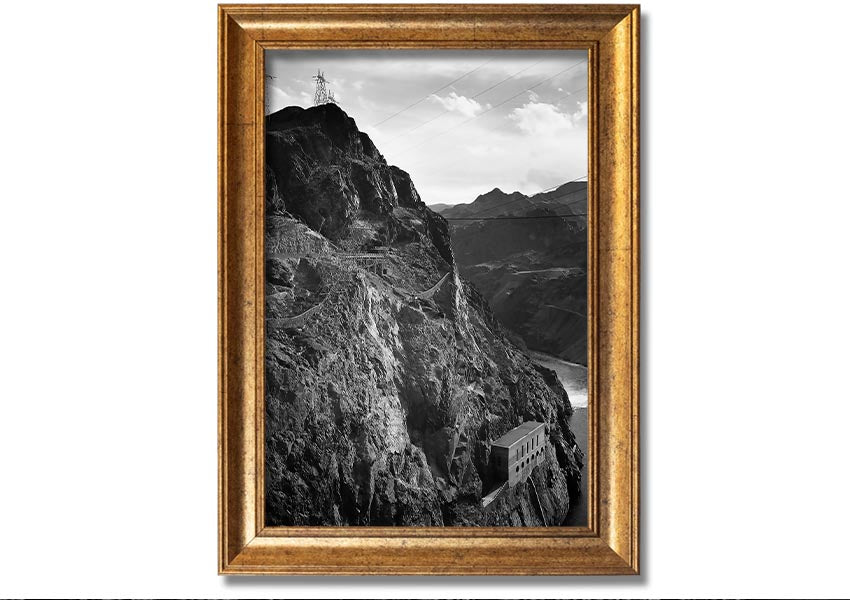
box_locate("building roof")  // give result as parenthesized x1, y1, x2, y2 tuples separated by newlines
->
(491, 421, 544, 448)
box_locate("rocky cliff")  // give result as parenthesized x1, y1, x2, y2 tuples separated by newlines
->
(264, 103, 582, 526)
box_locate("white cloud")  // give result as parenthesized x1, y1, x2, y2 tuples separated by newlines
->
(575, 100, 588, 119)
(523, 168, 565, 191)
(427, 92, 484, 117)
(509, 100, 587, 135)
(509, 101, 573, 134)
(266, 84, 313, 113)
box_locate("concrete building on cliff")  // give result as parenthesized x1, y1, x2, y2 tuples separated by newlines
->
(491, 421, 546, 487)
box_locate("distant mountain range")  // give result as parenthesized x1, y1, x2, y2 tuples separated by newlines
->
(435, 181, 587, 220)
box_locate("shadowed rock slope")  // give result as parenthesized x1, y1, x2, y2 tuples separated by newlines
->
(433, 184, 588, 364)
(264, 103, 582, 526)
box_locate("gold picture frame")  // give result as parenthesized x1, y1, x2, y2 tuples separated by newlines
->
(219, 3, 639, 575)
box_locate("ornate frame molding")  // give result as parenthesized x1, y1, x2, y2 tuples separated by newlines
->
(219, 3, 639, 575)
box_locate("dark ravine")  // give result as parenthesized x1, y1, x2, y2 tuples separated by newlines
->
(433, 184, 588, 365)
(264, 103, 583, 526)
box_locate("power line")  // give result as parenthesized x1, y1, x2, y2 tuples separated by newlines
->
(392, 62, 587, 159)
(471, 60, 544, 99)
(397, 88, 589, 173)
(380, 59, 546, 145)
(539, 186, 589, 207)
(445, 213, 588, 221)
(371, 58, 494, 128)
(477, 183, 588, 217)
(537, 180, 575, 194)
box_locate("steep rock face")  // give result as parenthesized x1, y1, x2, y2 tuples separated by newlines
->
(264, 104, 582, 526)
(266, 104, 443, 249)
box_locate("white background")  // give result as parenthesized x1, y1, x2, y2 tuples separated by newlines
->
(1, 0, 848, 598)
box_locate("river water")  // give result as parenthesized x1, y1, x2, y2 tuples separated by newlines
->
(527, 350, 587, 408)
(527, 350, 588, 526)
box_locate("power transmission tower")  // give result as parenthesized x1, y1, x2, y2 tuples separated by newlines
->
(312, 70, 338, 106)
(313, 70, 329, 105)
(265, 74, 276, 114)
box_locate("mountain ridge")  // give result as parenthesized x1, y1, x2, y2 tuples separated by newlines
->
(436, 180, 587, 220)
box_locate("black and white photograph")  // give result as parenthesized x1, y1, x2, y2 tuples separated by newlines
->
(263, 50, 589, 527)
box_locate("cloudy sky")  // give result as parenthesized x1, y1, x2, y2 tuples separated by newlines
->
(266, 50, 587, 206)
